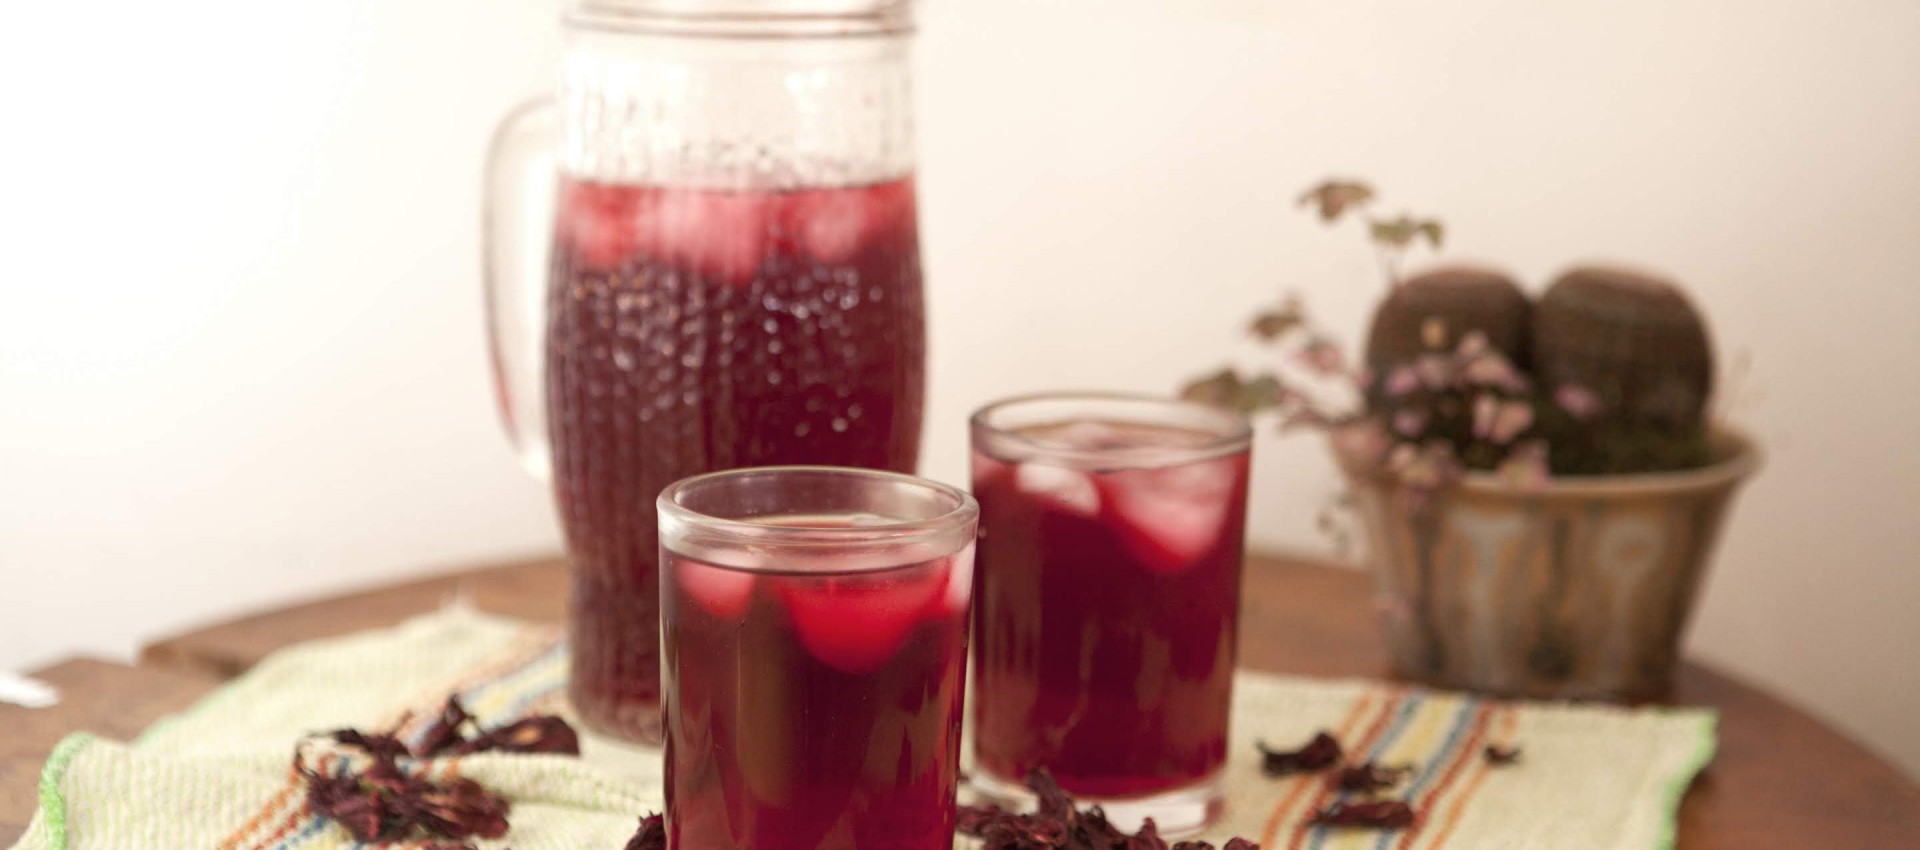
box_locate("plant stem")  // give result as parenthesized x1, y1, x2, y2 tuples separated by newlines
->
(1365, 215, 1403, 287)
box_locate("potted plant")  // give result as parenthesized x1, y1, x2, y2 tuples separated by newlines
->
(1185, 181, 1762, 701)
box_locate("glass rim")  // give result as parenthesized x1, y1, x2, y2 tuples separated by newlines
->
(566, 0, 914, 38)
(970, 391, 1254, 469)
(657, 465, 977, 558)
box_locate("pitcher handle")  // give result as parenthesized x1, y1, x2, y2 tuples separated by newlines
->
(483, 96, 559, 481)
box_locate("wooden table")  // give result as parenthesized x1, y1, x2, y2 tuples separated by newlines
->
(4, 554, 1916, 846)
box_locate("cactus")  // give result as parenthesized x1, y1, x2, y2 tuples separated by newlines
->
(1188, 178, 1725, 486)
(1364, 265, 1532, 373)
(1531, 265, 1714, 474)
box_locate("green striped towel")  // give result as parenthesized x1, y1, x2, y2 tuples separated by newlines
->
(12, 608, 1714, 849)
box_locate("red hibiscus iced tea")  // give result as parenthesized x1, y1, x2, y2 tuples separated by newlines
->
(659, 467, 977, 850)
(969, 395, 1252, 834)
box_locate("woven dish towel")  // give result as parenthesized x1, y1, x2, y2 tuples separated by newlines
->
(11, 608, 1713, 849)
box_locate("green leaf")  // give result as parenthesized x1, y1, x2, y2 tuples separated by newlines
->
(1248, 296, 1306, 341)
(1181, 368, 1288, 416)
(1297, 180, 1375, 223)
(1370, 216, 1415, 248)
(1238, 374, 1283, 414)
(1180, 368, 1245, 409)
(1369, 215, 1445, 250)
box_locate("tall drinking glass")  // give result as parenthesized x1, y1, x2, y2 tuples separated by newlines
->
(969, 394, 1252, 834)
(659, 466, 977, 850)
(484, 0, 925, 742)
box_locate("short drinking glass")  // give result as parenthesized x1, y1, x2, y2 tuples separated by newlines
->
(970, 393, 1252, 834)
(659, 466, 978, 850)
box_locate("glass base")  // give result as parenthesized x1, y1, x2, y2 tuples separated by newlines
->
(971, 768, 1224, 837)
(568, 684, 663, 746)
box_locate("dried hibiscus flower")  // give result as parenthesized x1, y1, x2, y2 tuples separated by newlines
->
(1331, 762, 1412, 794)
(412, 695, 581, 758)
(1257, 731, 1343, 777)
(1484, 744, 1522, 766)
(295, 691, 581, 847)
(1309, 799, 1417, 830)
(296, 741, 510, 843)
(1173, 840, 1259, 850)
(957, 769, 1261, 850)
(625, 813, 666, 850)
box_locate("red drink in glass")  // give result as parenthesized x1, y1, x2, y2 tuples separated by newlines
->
(548, 178, 924, 741)
(969, 395, 1251, 833)
(659, 467, 976, 850)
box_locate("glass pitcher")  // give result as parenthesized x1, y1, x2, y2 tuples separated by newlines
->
(484, 0, 924, 743)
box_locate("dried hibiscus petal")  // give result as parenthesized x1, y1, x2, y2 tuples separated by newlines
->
(1310, 799, 1417, 829)
(980, 814, 1069, 849)
(1484, 744, 1522, 766)
(1332, 762, 1413, 793)
(1257, 731, 1343, 776)
(955, 769, 1259, 850)
(401, 776, 511, 839)
(414, 696, 475, 757)
(1027, 768, 1075, 821)
(1173, 840, 1260, 850)
(411, 695, 582, 758)
(304, 773, 402, 841)
(957, 803, 1002, 834)
(1079, 805, 1133, 847)
(297, 749, 397, 842)
(626, 812, 666, 850)
(330, 729, 409, 761)
(451, 715, 582, 756)
(1123, 818, 1167, 850)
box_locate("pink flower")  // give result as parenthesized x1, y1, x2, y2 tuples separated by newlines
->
(1472, 394, 1499, 439)
(1464, 354, 1525, 392)
(1491, 401, 1535, 443)
(1473, 396, 1534, 444)
(1384, 366, 1421, 397)
(1455, 330, 1491, 359)
(1554, 384, 1603, 420)
(1391, 409, 1428, 437)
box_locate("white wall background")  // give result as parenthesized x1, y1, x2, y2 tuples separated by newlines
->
(3, 0, 1916, 777)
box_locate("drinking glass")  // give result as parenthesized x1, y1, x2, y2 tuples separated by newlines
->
(969, 393, 1253, 834)
(658, 466, 976, 850)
